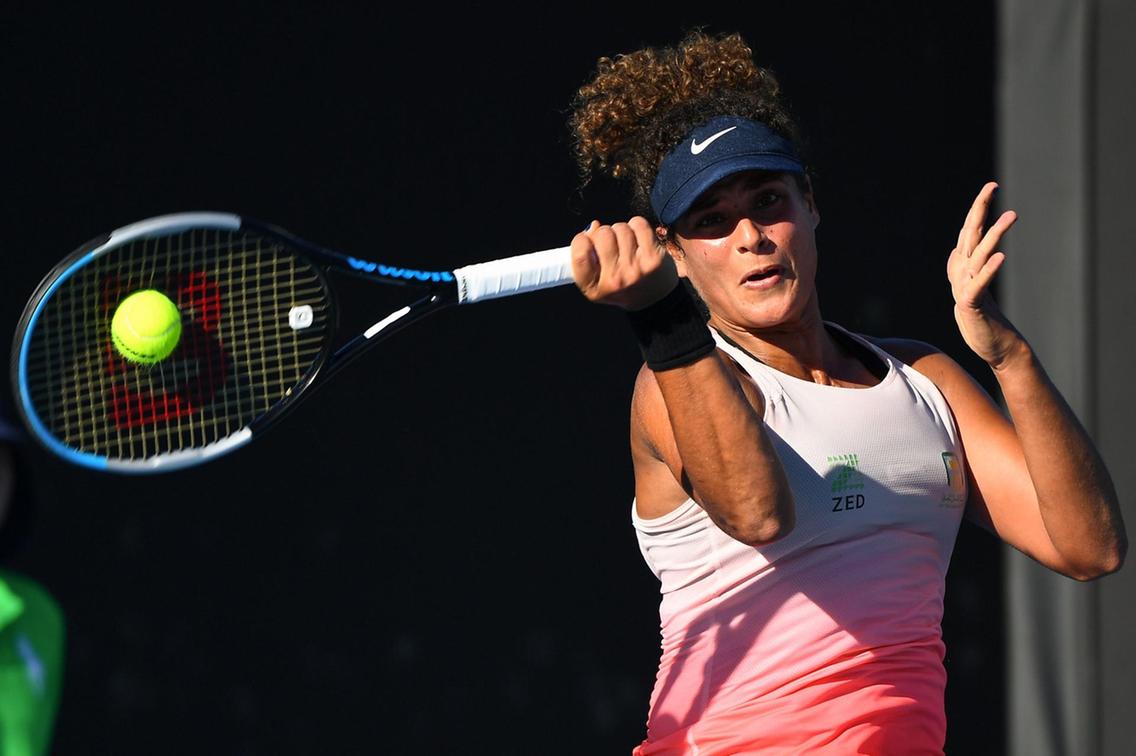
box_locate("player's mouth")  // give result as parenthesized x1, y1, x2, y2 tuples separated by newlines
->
(740, 265, 784, 289)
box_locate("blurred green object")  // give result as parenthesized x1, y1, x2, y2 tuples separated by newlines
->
(0, 571, 64, 756)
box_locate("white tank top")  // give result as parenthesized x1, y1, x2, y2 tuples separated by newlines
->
(631, 323, 967, 754)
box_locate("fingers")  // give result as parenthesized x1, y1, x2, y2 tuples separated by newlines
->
(577, 218, 646, 283)
(569, 216, 676, 309)
(948, 183, 1017, 300)
(966, 210, 1017, 275)
(629, 216, 665, 275)
(949, 210, 1013, 309)
(591, 223, 622, 284)
(956, 181, 1000, 255)
(958, 252, 1006, 308)
(949, 207, 1016, 287)
(570, 221, 601, 291)
(611, 221, 636, 261)
(970, 251, 1006, 296)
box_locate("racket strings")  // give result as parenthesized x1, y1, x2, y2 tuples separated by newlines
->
(24, 228, 332, 461)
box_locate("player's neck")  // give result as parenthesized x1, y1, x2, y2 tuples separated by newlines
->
(713, 305, 869, 387)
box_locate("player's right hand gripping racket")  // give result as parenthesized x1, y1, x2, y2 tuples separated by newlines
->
(11, 213, 575, 473)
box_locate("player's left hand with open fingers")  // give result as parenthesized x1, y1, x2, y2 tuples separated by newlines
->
(946, 182, 1028, 370)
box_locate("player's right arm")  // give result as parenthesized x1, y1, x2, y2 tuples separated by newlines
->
(571, 218, 794, 545)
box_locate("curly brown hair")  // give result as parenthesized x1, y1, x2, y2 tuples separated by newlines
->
(569, 31, 808, 220)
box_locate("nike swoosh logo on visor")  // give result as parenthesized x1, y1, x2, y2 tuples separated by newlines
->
(690, 126, 738, 155)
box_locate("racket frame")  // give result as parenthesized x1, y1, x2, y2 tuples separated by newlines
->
(12, 213, 343, 472)
(11, 212, 572, 473)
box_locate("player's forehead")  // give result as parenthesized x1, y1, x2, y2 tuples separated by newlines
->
(686, 170, 793, 213)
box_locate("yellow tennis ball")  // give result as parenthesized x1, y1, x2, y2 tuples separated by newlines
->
(111, 289, 182, 364)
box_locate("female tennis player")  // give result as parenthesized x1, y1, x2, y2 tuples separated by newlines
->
(567, 31, 1127, 755)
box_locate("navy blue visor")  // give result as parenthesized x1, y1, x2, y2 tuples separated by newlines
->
(649, 115, 805, 226)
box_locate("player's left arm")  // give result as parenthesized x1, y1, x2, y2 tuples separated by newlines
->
(894, 182, 1127, 581)
(886, 339, 1124, 581)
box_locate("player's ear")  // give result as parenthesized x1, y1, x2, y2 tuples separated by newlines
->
(656, 226, 689, 278)
(801, 175, 820, 229)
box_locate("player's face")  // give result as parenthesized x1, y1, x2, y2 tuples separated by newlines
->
(666, 170, 820, 332)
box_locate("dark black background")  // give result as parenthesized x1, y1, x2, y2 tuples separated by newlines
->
(3, 4, 1003, 754)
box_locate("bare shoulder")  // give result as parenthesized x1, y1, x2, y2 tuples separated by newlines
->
(870, 336, 943, 367)
(869, 337, 971, 389)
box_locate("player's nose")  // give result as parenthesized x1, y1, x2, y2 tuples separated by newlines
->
(734, 218, 768, 252)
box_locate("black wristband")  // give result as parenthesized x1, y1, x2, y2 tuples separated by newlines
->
(625, 283, 716, 371)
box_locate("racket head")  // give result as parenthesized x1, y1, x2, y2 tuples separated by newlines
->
(11, 213, 337, 473)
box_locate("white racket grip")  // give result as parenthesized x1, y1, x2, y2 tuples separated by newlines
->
(454, 246, 575, 304)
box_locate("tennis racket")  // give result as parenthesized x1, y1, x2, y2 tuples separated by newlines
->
(11, 212, 576, 473)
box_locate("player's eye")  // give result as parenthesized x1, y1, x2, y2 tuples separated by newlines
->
(694, 212, 726, 229)
(754, 191, 782, 209)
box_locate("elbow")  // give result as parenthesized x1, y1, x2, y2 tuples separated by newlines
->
(729, 494, 796, 547)
(1069, 538, 1127, 582)
(1094, 538, 1127, 580)
(738, 517, 795, 547)
(1092, 527, 1128, 579)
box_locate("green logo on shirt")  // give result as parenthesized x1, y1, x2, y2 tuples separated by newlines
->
(827, 453, 864, 493)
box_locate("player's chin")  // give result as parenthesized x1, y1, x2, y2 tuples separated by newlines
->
(735, 290, 800, 327)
